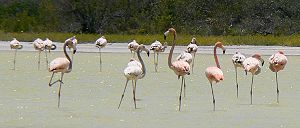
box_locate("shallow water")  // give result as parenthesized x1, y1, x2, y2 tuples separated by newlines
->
(0, 50, 299, 127)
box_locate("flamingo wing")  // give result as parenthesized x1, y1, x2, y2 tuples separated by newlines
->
(205, 67, 224, 83)
(49, 58, 70, 72)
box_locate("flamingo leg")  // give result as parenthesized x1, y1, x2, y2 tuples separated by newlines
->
(13, 49, 17, 70)
(45, 50, 49, 68)
(192, 52, 195, 73)
(133, 80, 137, 109)
(183, 76, 186, 97)
(48, 72, 64, 87)
(210, 82, 216, 111)
(99, 48, 102, 72)
(276, 72, 279, 103)
(178, 76, 184, 111)
(153, 52, 157, 72)
(250, 74, 254, 104)
(57, 73, 64, 108)
(38, 51, 41, 70)
(118, 79, 129, 109)
(235, 67, 239, 98)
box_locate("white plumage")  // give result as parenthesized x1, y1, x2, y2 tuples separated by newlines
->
(176, 50, 193, 64)
(95, 36, 107, 48)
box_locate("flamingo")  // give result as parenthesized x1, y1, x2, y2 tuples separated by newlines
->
(118, 44, 150, 109)
(164, 28, 190, 111)
(43, 38, 57, 66)
(33, 38, 46, 70)
(48, 38, 77, 108)
(186, 37, 198, 72)
(149, 40, 167, 72)
(268, 51, 287, 103)
(243, 53, 264, 104)
(65, 36, 77, 61)
(95, 36, 108, 72)
(205, 42, 225, 111)
(176, 50, 193, 65)
(232, 52, 246, 98)
(128, 40, 139, 57)
(10, 38, 23, 70)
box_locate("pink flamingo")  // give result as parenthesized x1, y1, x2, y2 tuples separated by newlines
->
(48, 39, 77, 108)
(10, 38, 23, 70)
(205, 42, 225, 111)
(243, 53, 264, 104)
(164, 28, 190, 111)
(232, 52, 246, 98)
(269, 51, 287, 103)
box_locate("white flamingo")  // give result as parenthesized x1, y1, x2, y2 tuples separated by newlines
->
(43, 38, 57, 66)
(48, 38, 77, 108)
(10, 38, 23, 70)
(176, 50, 193, 64)
(186, 37, 198, 72)
(95, 36, 107, 71)
(128, 40, 139, 57)
(232, 52, 246, 98)
(33, 38, 46, 70)
(150, 40, 167, 72)
(118, 44, 150, 109)
(243, 53, 264, 104)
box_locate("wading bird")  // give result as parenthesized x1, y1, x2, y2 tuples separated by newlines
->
(205, 42, 225, 111)
(48, 39, 77, 108)
(232, 52, 246, 98)
(177, 50, 193, 65)
(164, 28, 190, 111)
(268, 51, 287, 103)
(95, 36, 107, 72)
(118, 44, 150, 109)
(43, 38, 57, 66)
(150, 40, 167, 72)
(128, 40, 139, 57)
(10, 38, 23, 70)
(186, 37, 198, 72)
(33, 38, 45, 70)
(243, 53, 264, 104)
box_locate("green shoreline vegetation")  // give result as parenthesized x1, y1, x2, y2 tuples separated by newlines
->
(0, 31, 299, 46)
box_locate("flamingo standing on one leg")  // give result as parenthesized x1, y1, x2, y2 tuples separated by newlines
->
(243, 53, 264, 104)
(33, 38, 45, 70)
(186, 37, 198, 73)
(128, 40, 139, 57)
(205, 42, 225, 111)
(65, 36, 77, 61)
(150, 40, 167, 72)
(232, 52, 246, 98)
(48, 39, 77, 108)
(268, 51, 287, 103)
(95, 36, 107, 72)
(10, 38, 23, 70)
(118, 44, 149, 109)
(44, 38, 57, 66)
(164, 28, 190, 111)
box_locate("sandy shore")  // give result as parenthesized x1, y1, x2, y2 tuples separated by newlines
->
(1, 41, 299, 55)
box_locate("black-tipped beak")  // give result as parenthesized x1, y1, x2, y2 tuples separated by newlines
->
(261, 60, 264, 66)
(223, 49, 226, 54)
(147, 51, 150, 57)
(164, 35, 167, 40)
(73, 50, 77, 54)
(245, 70, 247, 75)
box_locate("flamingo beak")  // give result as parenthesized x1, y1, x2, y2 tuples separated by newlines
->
(261, 59, 265, 66)
(147, 51, 150, 57)
(223, 49, 226, 54)
(245, 70, 247, 75)
(73, 50, 77, 54)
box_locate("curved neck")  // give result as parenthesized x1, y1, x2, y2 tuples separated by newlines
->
(137, 48, 146, 78)
(168, 32, 176, 69)
(214, 45, 221, 69)
(63, 42, 72, 72)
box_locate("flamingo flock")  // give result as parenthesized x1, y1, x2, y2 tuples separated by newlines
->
(6, 28, 288, 111)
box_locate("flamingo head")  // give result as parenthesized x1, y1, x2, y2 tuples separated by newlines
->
(138, 44, 150, 57)
(191, 37, 197, 44)
(215, 41, 226, 54)
(252, 53, 264, 66)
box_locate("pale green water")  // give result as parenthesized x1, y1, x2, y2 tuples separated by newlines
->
(0, 50, 299, 127)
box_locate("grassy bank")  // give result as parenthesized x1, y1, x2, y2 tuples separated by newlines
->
(0, 31, 299, 46)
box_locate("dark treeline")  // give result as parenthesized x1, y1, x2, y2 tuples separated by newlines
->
(1, 0, 300, 35)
